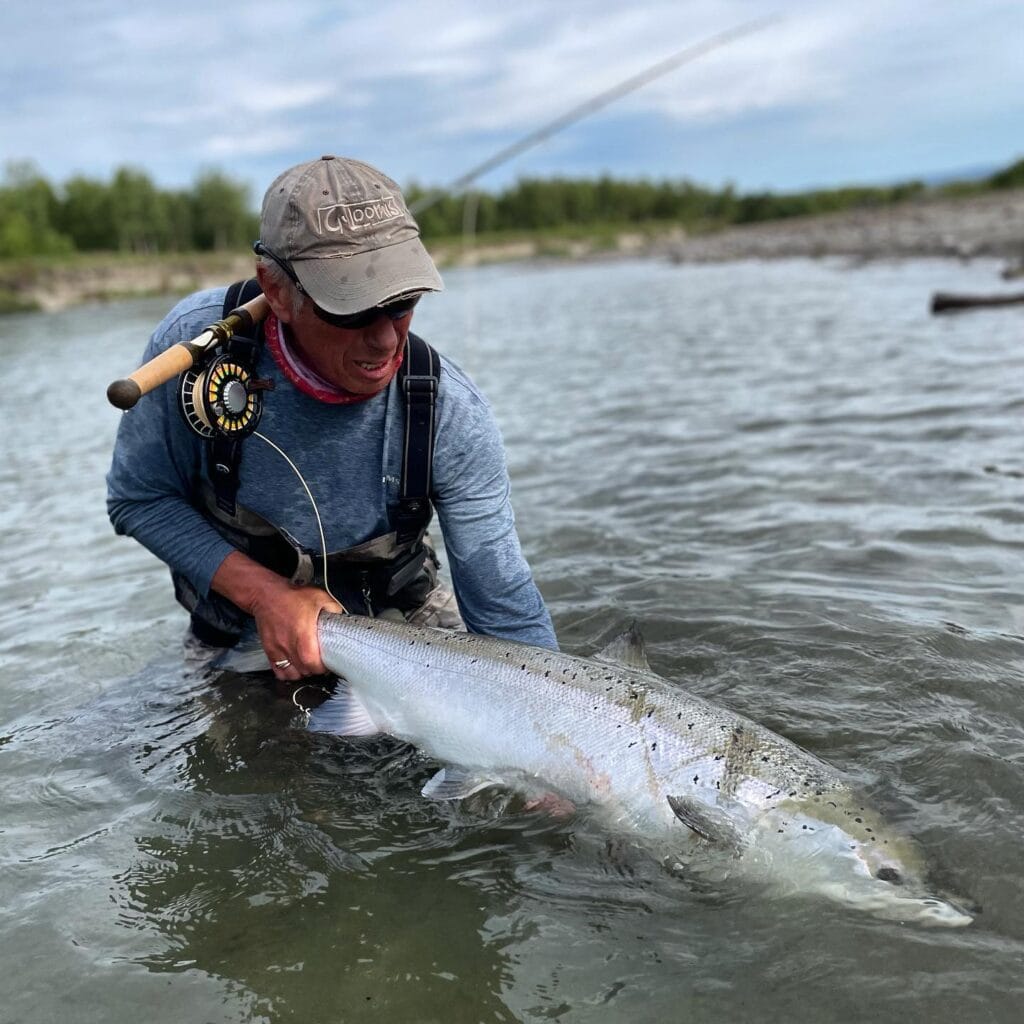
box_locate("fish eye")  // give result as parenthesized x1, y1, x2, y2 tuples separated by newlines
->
(876, 867, 902, 885)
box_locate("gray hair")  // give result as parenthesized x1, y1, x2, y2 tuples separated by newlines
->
(258, 256, 306, 319)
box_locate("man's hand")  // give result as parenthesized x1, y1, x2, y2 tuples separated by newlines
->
(211, 551, 344, 681)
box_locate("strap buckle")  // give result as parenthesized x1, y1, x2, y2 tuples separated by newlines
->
(403, 374, 437, 399)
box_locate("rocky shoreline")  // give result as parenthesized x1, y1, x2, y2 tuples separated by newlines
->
(2, 188, 1023, 314)
(661, 188, 1024, 265)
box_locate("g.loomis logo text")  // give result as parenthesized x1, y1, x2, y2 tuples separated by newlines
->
(316, 196, 402, 234)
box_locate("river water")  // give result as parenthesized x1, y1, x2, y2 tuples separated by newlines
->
(2, 257, 1023, 1023)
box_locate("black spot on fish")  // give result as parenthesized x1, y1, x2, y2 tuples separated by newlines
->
(677, 712, 682, 719)
(854, 817, 863, 823)
(714, 755, 723, 761)
(688, 723, 694, 730)
(651, 742, 657, 750)
(876, 867, 902, 884)
(646, 709, 654, 718)
(628, 741, 637, 748)
(521, 664, 526, 670)
(693, 775, 699, 784)
(761, 755, 770, 762)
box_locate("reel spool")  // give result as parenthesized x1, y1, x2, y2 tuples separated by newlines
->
(178, 352, 265, 439)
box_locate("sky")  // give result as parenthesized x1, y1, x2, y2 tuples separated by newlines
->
(2, 0, 1021, 205)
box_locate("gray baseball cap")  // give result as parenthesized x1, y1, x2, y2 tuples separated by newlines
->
(260, 155, 443, 314)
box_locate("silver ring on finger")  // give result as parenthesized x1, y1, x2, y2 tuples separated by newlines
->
(274, 658, 292, 669)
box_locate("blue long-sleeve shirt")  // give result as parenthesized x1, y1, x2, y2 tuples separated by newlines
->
(107, 287, 557, 649)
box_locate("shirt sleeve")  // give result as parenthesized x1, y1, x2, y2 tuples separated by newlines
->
(105, 295, 236, 598)
(431, 374, 558, 649)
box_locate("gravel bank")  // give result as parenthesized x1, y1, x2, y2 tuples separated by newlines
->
(662, 188, 1024, 264)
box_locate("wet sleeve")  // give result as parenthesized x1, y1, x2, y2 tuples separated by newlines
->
(105, 300, 235, 598)
(432, 383, 557, 649)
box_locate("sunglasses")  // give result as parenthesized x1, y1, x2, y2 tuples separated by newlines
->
(253, 240, 421, 329)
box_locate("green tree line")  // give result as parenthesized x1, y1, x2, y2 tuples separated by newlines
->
(408, 157, 1021, 238)
(0, 161, 258, 259)
(409, 176, 934, 236)
(1, 156, 1021, 260)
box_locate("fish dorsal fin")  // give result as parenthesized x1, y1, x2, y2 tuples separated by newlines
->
(667, 795, 743, 853)
(594, 622, 651, 673)
(307, 680, 379, 736)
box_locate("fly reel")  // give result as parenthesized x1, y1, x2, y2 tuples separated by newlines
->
(178, 352, 269, 439)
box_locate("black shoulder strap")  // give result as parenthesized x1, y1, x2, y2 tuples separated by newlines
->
(393, 332, 439, 544)
(224, 277, 263, 317)
(209, 279, 265, 516)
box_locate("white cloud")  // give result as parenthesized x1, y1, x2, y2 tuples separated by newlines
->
(0, 0, 1021, 192)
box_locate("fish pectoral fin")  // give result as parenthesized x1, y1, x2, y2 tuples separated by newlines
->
(667, 795, 743, 851)
(594, 621, 652, 673)
(307, 681, 379, 736)
(421, 767, 502, 801)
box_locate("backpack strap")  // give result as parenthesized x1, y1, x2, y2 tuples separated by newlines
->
(208, 279, 264, 516)
(393, 332, 439, 544)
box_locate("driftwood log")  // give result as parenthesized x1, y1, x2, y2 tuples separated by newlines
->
(931, 291, 1024, 314)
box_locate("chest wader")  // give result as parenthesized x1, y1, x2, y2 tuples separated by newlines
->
(174, 279, 458, 647)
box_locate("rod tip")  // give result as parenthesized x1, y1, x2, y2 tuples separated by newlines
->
(107, 379, 142, 410)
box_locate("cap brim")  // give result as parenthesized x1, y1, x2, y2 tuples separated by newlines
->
(292, 236, 444, 314)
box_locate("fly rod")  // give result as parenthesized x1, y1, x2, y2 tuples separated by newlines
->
(410, 16, 780, 216)
(106, 292, 269, 409)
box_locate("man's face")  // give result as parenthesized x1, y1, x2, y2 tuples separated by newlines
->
(276, 294, 414, 395)
(291, 302, 413, 395)
(256, 262, 416, 395)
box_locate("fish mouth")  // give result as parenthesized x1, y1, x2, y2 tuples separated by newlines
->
(885, 895, 973, 928)
(816, 882, 973, 927)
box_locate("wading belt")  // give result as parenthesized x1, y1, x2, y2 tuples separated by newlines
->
(208, 279, 439, 546)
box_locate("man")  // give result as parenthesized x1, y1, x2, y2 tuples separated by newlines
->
(108, 155, 556, 684)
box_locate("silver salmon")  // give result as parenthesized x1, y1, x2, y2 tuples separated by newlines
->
(312, 613, 971, 927)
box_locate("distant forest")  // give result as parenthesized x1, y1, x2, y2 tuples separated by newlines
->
(1, 157, 1022, 261)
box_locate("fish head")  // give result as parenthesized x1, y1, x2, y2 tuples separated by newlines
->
(812, 856, 974, 929)
(757, 801, 973, 928)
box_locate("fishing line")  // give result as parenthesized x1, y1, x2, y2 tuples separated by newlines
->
(409, 16, 781, 216)
(252, 429, 344, 609)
